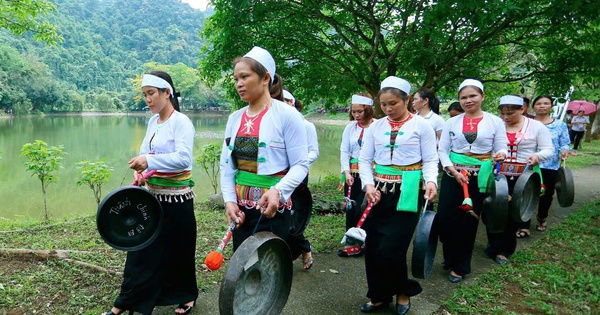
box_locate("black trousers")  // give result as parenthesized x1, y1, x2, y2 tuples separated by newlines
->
(115, 199, 198, 315)
(570, 129, 585, 150)
(363, 182, 422, 303)
(437, 172, 485, 276)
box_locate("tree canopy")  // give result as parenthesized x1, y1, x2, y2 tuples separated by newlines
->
(0, 0, 61, 44)
(200, 0, 600, 112)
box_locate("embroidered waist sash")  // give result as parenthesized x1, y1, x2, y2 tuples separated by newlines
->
(234, 170, 291, 210)
(450, 152, 492, 193)
(374, 164, 422, 213)
(147, 171, 195, 203)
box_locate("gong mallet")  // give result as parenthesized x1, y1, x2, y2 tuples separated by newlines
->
(130, 170, 157, 186)
(205, 221, 237, 271)
(342, 186, 356, 211)
(340, 201, 374, 255)
(458, 169, 479, 219)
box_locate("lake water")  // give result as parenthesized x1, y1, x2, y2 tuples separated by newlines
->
(0, 113, 346, 220)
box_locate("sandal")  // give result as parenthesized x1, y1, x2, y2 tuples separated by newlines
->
(536, 218, 547, 232)
(175, 301, 196, 315)
(516, 229, 530, 238)
(102, 308, 131, 315)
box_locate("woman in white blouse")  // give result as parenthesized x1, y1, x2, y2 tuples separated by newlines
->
(338, 93, 375, 257)
(486, 95, 553, 263)
(220, 47, 309, 250)
(437, 79, 507, 284)
(412, 88, 445, 140)
(358, 76, 438, 315)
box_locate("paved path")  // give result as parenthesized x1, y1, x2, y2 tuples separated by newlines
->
(155, 164, 599, 315)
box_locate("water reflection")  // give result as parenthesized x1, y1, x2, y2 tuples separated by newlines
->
(0, 114, 346, 220)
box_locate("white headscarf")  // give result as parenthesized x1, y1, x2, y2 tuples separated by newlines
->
(380, 76, 411, 95)
(141, 74, 174, 96)
(243, 46, 276, 83)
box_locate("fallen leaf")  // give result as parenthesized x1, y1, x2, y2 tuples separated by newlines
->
(329, 269, 339, 274)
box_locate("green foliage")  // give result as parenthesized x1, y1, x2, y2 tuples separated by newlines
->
(20, 140, 66, 220)
(201, 0, 600, 114)
(195, 142, 221, 194)
(76, 159, 113, 206)
(0, 0, 62, 44)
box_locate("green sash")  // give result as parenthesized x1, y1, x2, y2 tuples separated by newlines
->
(147, 177, 195, 188)
(374, 164, 421, 212)
(340, 158, 360, 184)
(236, 170, 282, 188)
(449, 152, 493, 193)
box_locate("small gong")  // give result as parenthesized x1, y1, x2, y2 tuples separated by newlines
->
(483, 173, 510, 233)
(510, 170, 541, 222)
(411, 210, 439, 279)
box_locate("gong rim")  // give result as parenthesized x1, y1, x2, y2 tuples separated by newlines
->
(219, 232, 293, 315)
(556, 167, 575, 207)
(483, 174, 509, 233)
(411, 210, 439, 279)
(289, 184, 312, 236)
(510, 171, 541, 222)
(96, 186, 163, 251)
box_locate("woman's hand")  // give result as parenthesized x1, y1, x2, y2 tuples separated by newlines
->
(225, 202, 245, 228)
(525, 154, 540, 166)
(344, 171, 354, 186)
(424, 182, 437, 202)
(132, 171, 146, 186)
(561, 149, 569, 161)
(256, 188, 280, 219)
(365, 184, 381, 205)
(128, 155, 148, 172)
(493, 152, 506, 163)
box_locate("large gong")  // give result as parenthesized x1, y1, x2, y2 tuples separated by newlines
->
(411, 210, 439, 279)
(289, 184, 312, 236)
(555, 166, 575, 207)
(97, 186, 163, 251)
(510, 171, 541, 222)
(219, 232, 293, 315)
(483, 173, 509, 233)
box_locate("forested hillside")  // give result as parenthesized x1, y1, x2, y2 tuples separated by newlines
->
(0, 0, 220, 114)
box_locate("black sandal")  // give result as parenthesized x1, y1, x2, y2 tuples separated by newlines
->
(175, 301, 196, 315)
(516, 229, 530, 238)
(536, 217, 547, 232)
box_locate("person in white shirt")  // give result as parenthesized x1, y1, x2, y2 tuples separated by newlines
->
(220, 47, 309, 250)
(437, 79, 507, 284)
(104, 71, 198, 315)
(283, 89, 318, 270)
(569, 110, 589, 155)
(358, 76, 438, 315)
(338, 93, 375, 257)
(412, 88, 445, 140)
(484, 95, 553, 264)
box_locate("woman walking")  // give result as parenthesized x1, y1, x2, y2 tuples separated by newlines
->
(103, 71, 198, 315)
(517, 95, 570, 235)
(338, 93, 375, 257)
(437, 79, 507, 283)
(485, 95, 553, 263)
(220, 46, 309, 250)
(358, 76, 438, 315)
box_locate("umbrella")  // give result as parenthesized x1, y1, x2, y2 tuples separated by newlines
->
(567, 100, 598, 116)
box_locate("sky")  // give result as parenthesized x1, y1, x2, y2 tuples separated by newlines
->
(181, 0, 210, 10)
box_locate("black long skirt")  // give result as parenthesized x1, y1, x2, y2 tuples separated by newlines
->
(114, 198, 198, 315)
(232, 204, 291, 251)
(362, 184, 422, 303)
(437, 172, 484, 276)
